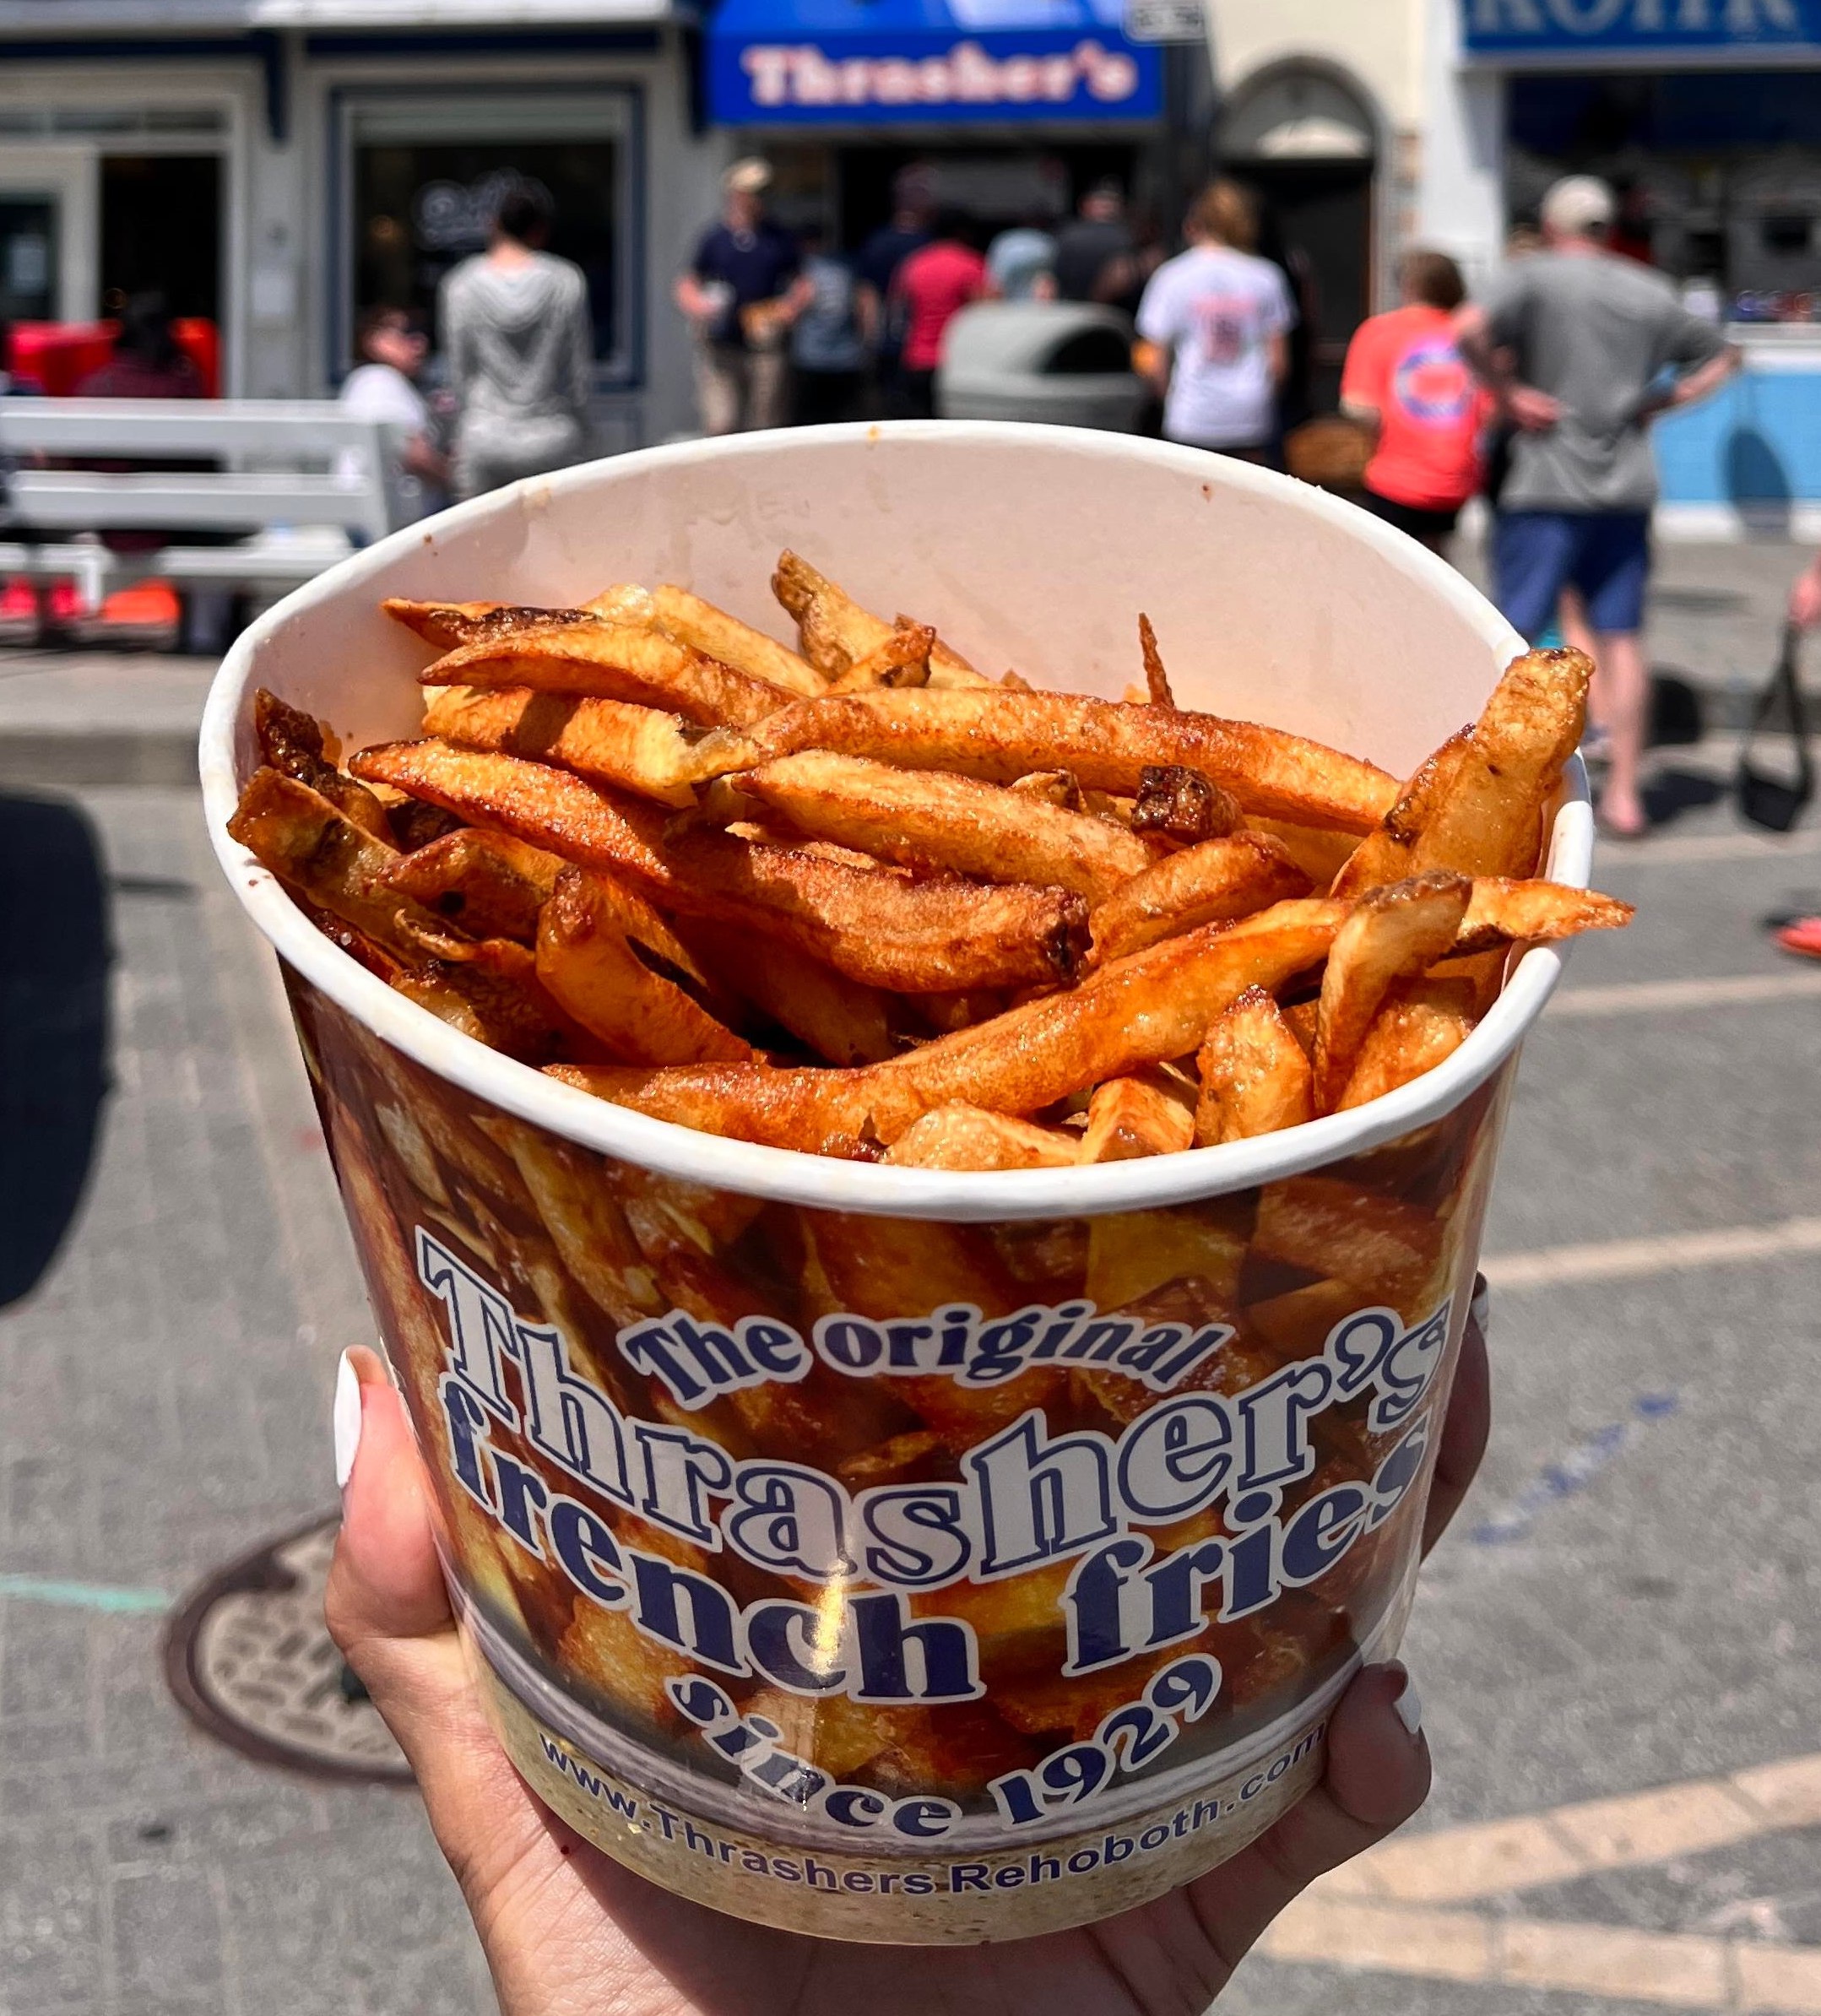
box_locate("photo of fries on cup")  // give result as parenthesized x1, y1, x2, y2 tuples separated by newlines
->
(203, 426, 1629, 1943)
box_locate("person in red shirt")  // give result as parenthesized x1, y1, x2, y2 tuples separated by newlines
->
(1341, 250, 1490, 553)
(889, 211, 987, 419)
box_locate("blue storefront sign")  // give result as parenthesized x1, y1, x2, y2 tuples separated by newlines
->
(1464, 0, 1821, 59)
(706, 0, 1163, 125)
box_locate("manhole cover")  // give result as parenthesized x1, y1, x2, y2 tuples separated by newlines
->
(163, 1515, 413, 1783)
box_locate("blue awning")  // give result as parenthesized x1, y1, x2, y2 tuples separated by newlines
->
(706, 0, 1163, 127)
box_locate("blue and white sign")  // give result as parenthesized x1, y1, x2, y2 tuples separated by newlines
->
(707, 0, 1163, 126)
(1464, 0, 1821, 58)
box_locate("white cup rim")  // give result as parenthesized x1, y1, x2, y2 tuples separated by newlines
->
(201, 422, 1588, 1223)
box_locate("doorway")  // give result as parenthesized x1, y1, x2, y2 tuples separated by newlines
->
(99, 154, 221, 320)
(1242, 157, 1374, 417)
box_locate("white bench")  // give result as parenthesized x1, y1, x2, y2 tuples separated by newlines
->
(0, 398, 413, 613)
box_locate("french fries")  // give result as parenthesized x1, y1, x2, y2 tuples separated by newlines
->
(883, 1104, 1081, 1171)
(381, 826, 561, 942)
(1137, 614, 1175, 709)
(422, 684, 702, 809)
(772, 550, 988, 688)
(1088, 832, 1310, 964)
(1194, 988, 1314, 1145)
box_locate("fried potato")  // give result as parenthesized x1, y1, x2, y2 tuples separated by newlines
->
(352, 740, 1089, 994)
(1334, 646, 1594, 896)
(422, 683, 701, 808)
(1338, 977, 1477, 1110)
(713, 751, 1152, 902)
(1195, 986, 1315, 1145)
(686, 687, 1399, 832)
(1452, 877, 1634, 955)
(1137, 613, 1175, 709)
(1242, 816, 1361, 889)
(772, 550, 988, 688)
(418, 622, 783, 728)
(1314, 872, 1471, 1112)
(826, 621, 935, 694)
(1129, 764, 1242, 847)
(552, 898, 1346, 1151)
(883, 1103, 1082, 1171)
(639, 583, 824, 696)
(679, 921, 896, 1067)
(1008, 769, 1082, 810)
(381, 826, 561, 942)
(382, 597, 598, 652)
(536, 867, 753, 1065)
(1081, 1076, 1195, 1162)
(252, 688, 395, 843)
(1088, 832, 1312, 965)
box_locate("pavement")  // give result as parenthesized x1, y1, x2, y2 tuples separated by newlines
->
(0, 542, 1818, 2013)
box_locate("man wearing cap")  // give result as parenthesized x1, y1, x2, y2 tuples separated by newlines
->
(1455, 174, 1740, 837)
(676, 160, 810, 435)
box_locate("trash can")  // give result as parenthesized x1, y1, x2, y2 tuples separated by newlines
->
(937, 303, 1145, 431)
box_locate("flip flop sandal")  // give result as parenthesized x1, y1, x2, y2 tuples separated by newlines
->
(1772, 918, 1821, 959)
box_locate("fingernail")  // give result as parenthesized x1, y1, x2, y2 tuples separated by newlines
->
(1393, 1671, 1424, 1739)
(1470, 1275, 1491, 1340)
(333, 1349, 363, 1492)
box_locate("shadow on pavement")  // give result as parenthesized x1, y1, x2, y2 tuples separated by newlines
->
(1642, 767, 1726, 826)
(0, 791, 111, 1307)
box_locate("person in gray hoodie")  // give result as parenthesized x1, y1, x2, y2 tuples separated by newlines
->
(439, 183, 593, 499)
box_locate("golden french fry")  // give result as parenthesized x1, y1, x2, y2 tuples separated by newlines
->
(1282, 994, 1320, 1057)
(1194, 986, 1314, 1145)
(712, 750, 1151, 902)
(1452, 877, 1634, 954)
(678, 920, 896, 1067)
(1088, 832, 1311, 964)
(1081, 1076, 1195, 1161)
(1128, 764, 1242, 847)
(393, 926, 584, 1065)
(350, 740, 1090, 995)
(535, 868, 753, 1065)
(686, 687, 1400, 832)
(646, 584, 825, 696)
(772, 550, 989, 688)
(551, 898, 1346, 1150)
(1338, 977, 1477, 1110)
(253, 687, 395, 843)
(382, 597, 597, 652)
(418, 623, 783, 728)
(827, 621, 935, 693)
(1008, 769, 1082, 809)
(1137, 612, 1176, 709)
(422, 683, 702, 808)
(1335, 646, 1594, 896)
(381, 826, 561, 942)
(883, 1103, 1081, 1171)
(1242, 816, 1361, 889)
(1313, 871, 1471, 1111)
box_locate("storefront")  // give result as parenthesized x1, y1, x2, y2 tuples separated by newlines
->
(1420, 0, 1821, 534)
(703, 0, 1190, 271)
(0, 1, 726, 446)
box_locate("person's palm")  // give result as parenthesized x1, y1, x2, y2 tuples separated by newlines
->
(329, 1303, 1488, 2016)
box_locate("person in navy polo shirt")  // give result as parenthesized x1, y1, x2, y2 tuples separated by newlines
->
(675, 159, 810, 436)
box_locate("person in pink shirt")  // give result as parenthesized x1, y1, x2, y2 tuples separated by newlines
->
(889, 211, 987, 418)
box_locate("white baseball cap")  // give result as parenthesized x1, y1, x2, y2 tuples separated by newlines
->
(1541, 175, 1616, 238)
(724, 158, 772, 196)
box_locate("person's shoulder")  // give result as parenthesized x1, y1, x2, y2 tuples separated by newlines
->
(539, 251, 589, 293)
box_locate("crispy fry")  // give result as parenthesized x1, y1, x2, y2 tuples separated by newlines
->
(1137, 613, 1175, 708)
(1282, 994, 1320, 1057)
(772, 550, 988, 687)
(1242, 816, 1361, 889)
(1334, 647, 1594, 896)
(1314, 871, 1471, 1112)
(1081, 1076, 1195, 1161)
(826, 622, 935, 693)
(678, 921, 896, 1066)
(1088, 832, 1311, 964)
(645, 584, 825, 696)
(1129, 764, 1241, 847)
(551, 898, 1346, 1149)
(883, 1104, 1082, 1171)
(712, 751, 1151, 902)
(252, 688, 395, 842)
(418, 623, 783, 727)
(1194, 987, 1315, 1145)
(535, 869, 752, 1065)
(1452, 877, 1634, 954)
(381, 826, 561, 942)
(1008, 769, 1082, 810)
(393, 932, 581, 1064)
(381, 596, 597, 652)
(351, 740, 1089, 994)
(422, 683, 702, 807)
(686, 687, 1400, 832)
(1338, 978, 1477, 1110)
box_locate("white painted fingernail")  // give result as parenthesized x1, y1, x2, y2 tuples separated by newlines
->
(1470, 1278, 1491, 1339)
(333, 1350, 363, 1492)
(1393, 1675, 1424, 1738)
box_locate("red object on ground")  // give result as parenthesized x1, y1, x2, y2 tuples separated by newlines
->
(6, 318, 219, 397)
(1773, 917, 1821, 959)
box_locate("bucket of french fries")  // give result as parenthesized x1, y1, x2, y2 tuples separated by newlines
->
(202, 424, 1626, 1943)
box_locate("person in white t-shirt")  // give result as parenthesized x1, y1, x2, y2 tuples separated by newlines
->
(339, 306, 448, 519)
(1136, 181, 1296, 462)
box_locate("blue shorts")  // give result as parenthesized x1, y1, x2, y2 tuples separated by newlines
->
(1493, 510, 1651, 642)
